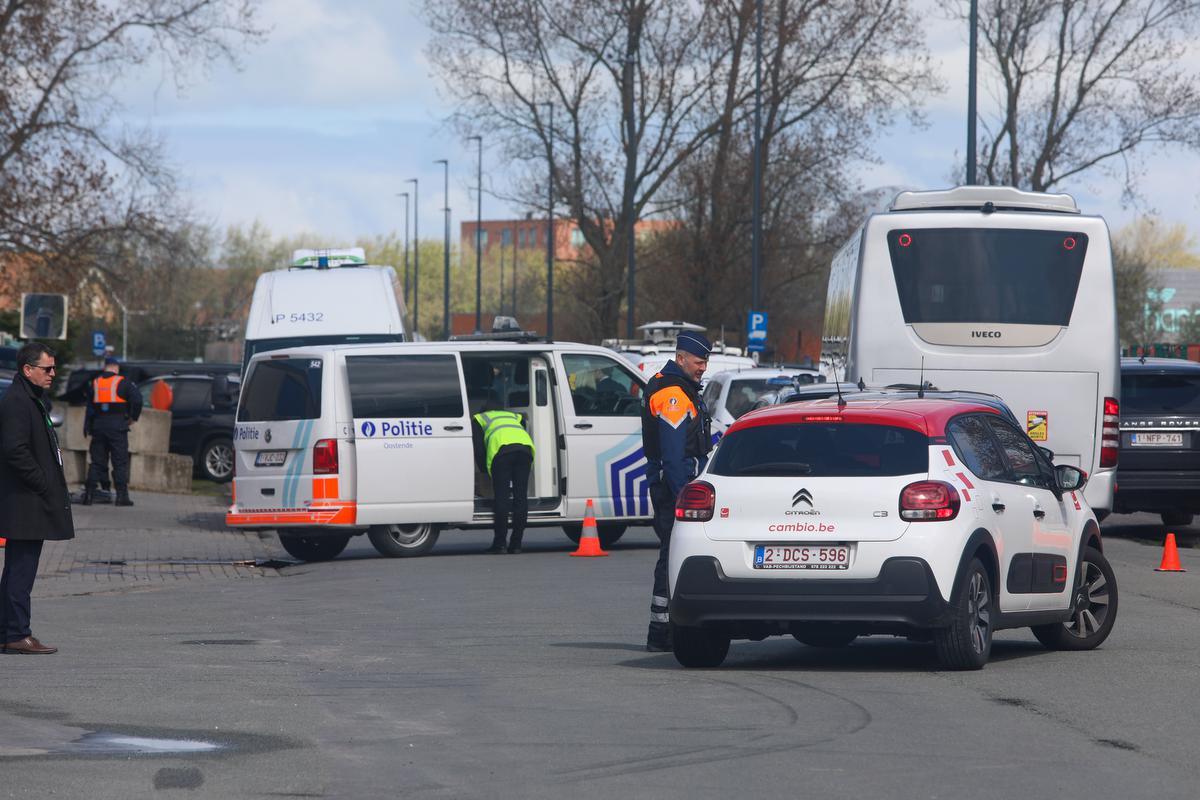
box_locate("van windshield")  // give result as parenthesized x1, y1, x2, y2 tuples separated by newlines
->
(709, 423, 928, 477)
(887, 228, 1088, 325)
(238, 358, 323, 422)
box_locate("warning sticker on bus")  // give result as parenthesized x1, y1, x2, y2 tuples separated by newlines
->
(1027, 410, 1048, 441)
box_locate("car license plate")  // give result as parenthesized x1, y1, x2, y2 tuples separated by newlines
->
(1130, 432, 1184, 447)
(754, 544, 852, 570)
(255, 450, 287, 467)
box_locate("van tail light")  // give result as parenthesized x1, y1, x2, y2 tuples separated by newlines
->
(1101, 397, 1119, 468)
(313, 439, 339, 474)
(899, 481, 960, 521)
(676, 481, 715, 522)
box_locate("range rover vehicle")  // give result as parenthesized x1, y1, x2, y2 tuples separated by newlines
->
(1113, 357, 1200, 526)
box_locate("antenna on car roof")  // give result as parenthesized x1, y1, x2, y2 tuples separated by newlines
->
(917, 356, 926, 399)
(856, 377, 865, 391)
(833, 374, 847, 410)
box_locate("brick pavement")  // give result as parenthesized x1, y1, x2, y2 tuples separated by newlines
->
(1, 489, 292, 597)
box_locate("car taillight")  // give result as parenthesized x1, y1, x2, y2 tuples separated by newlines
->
(313, 438, 339, 474)
(1101, 396, 1119, 468)
(899, 480, 960, 521)
(675, 481, 715, 521)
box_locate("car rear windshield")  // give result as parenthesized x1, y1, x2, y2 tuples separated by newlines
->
(238, 358, 323, 422)
(888, 228, 1088, 325)
(1122, 372, 1200, 414)
(709, 423, 928, 477)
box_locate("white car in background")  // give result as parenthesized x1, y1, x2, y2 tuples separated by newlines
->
(700, 367, 824, 435)
(668, 396, 1117, 670)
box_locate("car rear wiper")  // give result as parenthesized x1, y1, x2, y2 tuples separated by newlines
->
(736, 462, 812, 475)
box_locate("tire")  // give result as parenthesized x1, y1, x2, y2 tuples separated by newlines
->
(199, 437, 234, 483)
(278, 532, 350, 562)
(1031, 546, 1118, 651)
(1161, 511, 1194, 527)
(671, 622, 730, 668)
(562, 522, 627, 548)
(368, 523, 440, 557)
(792, 625, 857, 648)
(933, 558, 993, 670)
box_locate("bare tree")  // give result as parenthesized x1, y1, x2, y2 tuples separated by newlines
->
(0, 0, 262, 286)
(962, 0, 1200, 194)
(425, 0, 741, 339)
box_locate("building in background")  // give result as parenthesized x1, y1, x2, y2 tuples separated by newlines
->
(461, 217, 677, 261)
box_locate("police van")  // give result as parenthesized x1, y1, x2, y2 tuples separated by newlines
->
(226, 336, 652, 560)
(242, 248, 407, 373)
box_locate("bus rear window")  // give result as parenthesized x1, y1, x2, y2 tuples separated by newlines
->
(887, 228, 1088, 325)
(238, 358, 323, 421)
(709, 423, 928, 477)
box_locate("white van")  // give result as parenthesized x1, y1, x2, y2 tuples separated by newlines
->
(821, 186, 1120, 510)
(241, 248, 406, 372)
(226, 338, 652, 560)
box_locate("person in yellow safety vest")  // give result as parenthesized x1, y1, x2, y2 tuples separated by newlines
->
(82, 357, 142, 507)
(472, 400, 535, 554)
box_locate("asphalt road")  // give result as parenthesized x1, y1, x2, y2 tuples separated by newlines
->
(1, 496, 1198, 799)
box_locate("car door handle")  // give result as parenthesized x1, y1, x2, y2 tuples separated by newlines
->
(991, 502, 1005, 513)
(1033, 508, 1046, 519)
(573, 423, 593, 430)
(443, 425, 464, 431)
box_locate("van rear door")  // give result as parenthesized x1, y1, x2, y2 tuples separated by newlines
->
(232, 355, 326, 514)
(347, 350, 474, 525)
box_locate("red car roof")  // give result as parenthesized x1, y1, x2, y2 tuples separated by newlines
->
(728, 397, 1002, 438)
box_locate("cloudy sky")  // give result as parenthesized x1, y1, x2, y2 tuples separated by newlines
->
(115, 0, 1200, 245)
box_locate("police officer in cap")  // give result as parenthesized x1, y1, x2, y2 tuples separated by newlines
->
(640, 330, 713, 651)
(82, 357, 142, 506)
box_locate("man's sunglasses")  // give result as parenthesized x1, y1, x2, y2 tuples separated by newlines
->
(28, 364, 57, 373)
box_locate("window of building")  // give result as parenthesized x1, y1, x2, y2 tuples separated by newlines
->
(570, 228, 585, 248)
(476, 229, 488, 248)
(501, 228, 512, 247)
(518, 229, 526, 248)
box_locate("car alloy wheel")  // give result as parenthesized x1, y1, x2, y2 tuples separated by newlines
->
(1032, 546, 1118, 650)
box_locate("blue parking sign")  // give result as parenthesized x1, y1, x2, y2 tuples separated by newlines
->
(92, 331, 106, 357)
(746, 311, 768, 353)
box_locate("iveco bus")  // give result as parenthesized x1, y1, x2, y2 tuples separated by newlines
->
(821, 186, 1119, 510)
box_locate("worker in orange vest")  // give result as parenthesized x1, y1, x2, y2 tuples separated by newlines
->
(82, 357, 142, 506)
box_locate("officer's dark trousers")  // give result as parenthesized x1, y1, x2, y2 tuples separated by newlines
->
(0, 540, 44, 642)
(87, 424, 130, 489)
(491, 448, 532, 547)
(648, 481, 675, 645)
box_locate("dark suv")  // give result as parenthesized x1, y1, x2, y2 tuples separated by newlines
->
(1113, 357, 1200, 526)
(139, 373, 239, 482)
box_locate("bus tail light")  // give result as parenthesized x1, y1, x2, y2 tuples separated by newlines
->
(676, 481, 715, 521)
(313, 439, 339, 474)
(899, 481, 960, 521)
(1101, 397, 1119, 468)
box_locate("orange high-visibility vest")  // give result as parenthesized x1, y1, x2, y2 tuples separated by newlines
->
(92, 374, 127, 404)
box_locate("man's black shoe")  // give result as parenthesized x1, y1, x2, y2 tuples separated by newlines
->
(645, 640, 672, 653)
(486, 543, 506, 554)
(115, 494, 134, 507)
(80, 492, 93, 506)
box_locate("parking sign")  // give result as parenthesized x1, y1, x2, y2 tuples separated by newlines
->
(746, 311, 768, 353)
(92, 331, 106, 357)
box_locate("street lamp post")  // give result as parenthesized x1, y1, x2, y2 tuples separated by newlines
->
(406, 178, 419, 334)
(751, 0, 763, 314)
(397, 191, 410, 323)
(540, 103, 555, 339)
(468, 135, 483, 332)
(435, 159, 451, 340)
(966, 0, 978, 184)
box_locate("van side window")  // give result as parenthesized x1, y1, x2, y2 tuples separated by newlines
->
(562, 354, 642, 416)
(347, 354, 464, 418)
(238, 359, 323, 422)
(946, 415, 1008, 480)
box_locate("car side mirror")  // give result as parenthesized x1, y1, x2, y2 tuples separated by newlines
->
(1038, 446, 1055, 462)
(1055, 464, 1087, 492)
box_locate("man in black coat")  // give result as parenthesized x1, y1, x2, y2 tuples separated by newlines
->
(0, 342, 75, 654)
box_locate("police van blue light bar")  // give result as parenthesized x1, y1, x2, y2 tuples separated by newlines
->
(291, 248, 367, 269)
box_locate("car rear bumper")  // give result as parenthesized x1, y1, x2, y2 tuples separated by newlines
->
(670, 555, 954, 629)
(1113, 470, 1200, 513)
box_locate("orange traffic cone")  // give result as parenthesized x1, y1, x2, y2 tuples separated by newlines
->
(570, 499, 608, 557)
(1156, 532, 1186, 572)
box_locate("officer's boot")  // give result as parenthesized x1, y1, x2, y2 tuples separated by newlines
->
(646, 621, 672, 653)
(115, 485, 134, 507)
(81, 482, 95, 506)
(506, 531, 523, 554)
